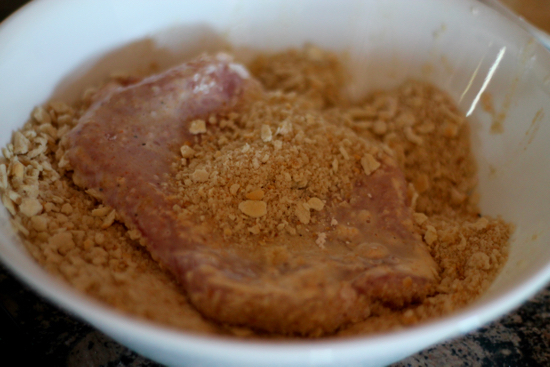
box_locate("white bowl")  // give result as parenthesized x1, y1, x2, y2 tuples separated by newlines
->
(1, 0, 550, 366)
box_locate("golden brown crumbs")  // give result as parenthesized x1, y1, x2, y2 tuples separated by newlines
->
(0, 46, 511, 338)
(0, 98, 225, 334)
(248, 44, 345, 109)
(170, 90, 387, 244)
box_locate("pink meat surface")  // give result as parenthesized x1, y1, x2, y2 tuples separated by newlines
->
(67, 54, 438, 335)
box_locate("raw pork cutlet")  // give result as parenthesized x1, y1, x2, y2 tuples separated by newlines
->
(66, 54, 438, 336)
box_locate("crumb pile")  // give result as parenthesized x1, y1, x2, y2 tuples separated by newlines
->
(0, 46, 511, 337)
(171, 91, 389, 243)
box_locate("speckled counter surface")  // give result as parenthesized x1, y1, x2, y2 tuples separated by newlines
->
(0, 263, 549, 367)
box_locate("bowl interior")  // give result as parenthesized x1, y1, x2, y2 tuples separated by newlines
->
(1, 0, 550, 366)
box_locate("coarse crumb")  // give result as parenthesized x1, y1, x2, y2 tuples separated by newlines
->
(170, 88, 386, 244)
(0, 46, 511, 338)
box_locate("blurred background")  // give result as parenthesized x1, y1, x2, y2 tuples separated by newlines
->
(0, 0, 30, 22)
(501, 0, 550, 33)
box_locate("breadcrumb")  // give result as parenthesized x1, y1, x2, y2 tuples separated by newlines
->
(0, 46, 511, 339)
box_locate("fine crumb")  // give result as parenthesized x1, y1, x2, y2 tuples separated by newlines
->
(261, 125, 273, 142)
(308, 197, 324, 211)
(361, 154, 380, 176)
(180, 145, 195, 158)
(189, 119, 207, 134)
(0, 46, 511, 339)
(19, 198, 43, 217)
(238, 200, 267, 218)
(316, 232, 327, 249)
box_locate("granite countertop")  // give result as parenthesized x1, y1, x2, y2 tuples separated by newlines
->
(1, 262, 550, 367)
(2, 1, 550, 366)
